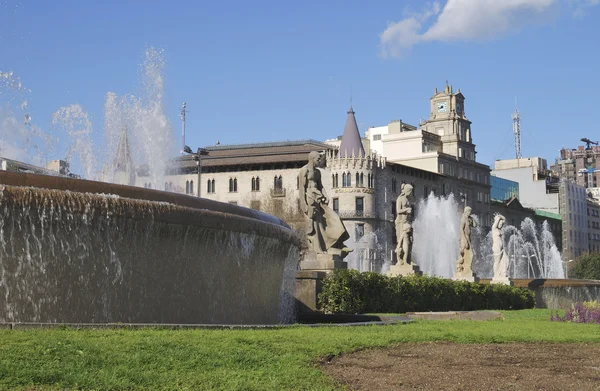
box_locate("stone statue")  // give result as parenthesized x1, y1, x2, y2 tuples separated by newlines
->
(492, 214, 509, 280)
(456, 206, 477, 277)
(298, 151, 351, 257)
(395, 183, 414, 266)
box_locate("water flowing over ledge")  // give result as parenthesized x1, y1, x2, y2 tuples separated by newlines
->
(0, 171, 300, 325)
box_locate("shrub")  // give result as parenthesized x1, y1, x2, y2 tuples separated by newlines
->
(570, 253, 600, 280)
(318, 269, 535, 314)
(551, 302, 600, 324)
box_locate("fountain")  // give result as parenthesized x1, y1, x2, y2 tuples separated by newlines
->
(412, 192, 461, 278)
(472, 217, 564, 279)
(0, 49, 300, 325)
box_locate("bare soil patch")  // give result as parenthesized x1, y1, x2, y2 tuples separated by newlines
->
(322, 342, 600, 390)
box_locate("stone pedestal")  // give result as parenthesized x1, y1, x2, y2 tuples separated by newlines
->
(388, 262, 423, 277)
(491, 276, 513, 286)
(453, 273, 480, 283)
(299, 251, 347, 271)
(295, 271, 327, 313)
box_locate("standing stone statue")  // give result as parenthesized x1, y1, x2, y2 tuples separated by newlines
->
(388, 183, 422, 276)
(455, 206, 477, 280)
(491, 214, 511, 284)
(298, 151, 352, 263)
(395, 183, 415, 266)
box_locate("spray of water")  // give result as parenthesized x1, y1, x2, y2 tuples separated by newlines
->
(0, 71, 52, 165)
(412, 193, 461, 278)
(472, 217, 564, 279)
(3, 47, 174, 186)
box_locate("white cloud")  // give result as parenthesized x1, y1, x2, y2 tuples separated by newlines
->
(380, 0, 558, 57)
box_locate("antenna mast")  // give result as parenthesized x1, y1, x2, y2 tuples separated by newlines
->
(512, 99, 522, 159)
(180, 102, 187, 154)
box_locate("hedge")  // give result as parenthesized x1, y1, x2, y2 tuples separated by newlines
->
(318, 269, 535, 314)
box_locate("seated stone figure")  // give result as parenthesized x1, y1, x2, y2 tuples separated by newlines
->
(298, 151, 351, 257)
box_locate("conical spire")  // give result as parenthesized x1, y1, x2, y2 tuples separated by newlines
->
(339, 106, 365, 158)
(113, 127, 134, 173)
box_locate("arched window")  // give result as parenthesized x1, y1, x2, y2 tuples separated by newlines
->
(360, 173, 364, 187)
(233, 178, 238, 192)
(207, 179, 211, 193)
(211, 179, 215, 193)
(185, 181, 190, 194)
(346, 172, 351, 187)
(255, 177, 260, 191)
(356, 172, 360, 187)
(335, 173, 339, 188)
(342, 173, 347, 188)
(274, 175, 283, 190)
(229, 178, 234, 192)
(252, 177, 256, 191)
(332, 174, 335, 188)
(190, 180, 194, 195)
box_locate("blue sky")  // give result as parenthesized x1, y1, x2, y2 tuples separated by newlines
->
(1, 0, 599, 173)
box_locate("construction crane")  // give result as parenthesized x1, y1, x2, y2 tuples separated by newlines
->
(581, 138, 599, 150)
(512, 105, 521, 159)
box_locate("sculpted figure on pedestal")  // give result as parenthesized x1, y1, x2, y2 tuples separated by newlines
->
(456, 206, 477, 276)
(298, 151, 351, 257)
(395, 183, 414, 266)
(492, 214, 509, 279)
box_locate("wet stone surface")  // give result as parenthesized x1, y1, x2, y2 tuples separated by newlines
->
(322, 342, 600, 390)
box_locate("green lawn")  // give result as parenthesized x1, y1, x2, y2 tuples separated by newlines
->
(0, 309, 598, 390)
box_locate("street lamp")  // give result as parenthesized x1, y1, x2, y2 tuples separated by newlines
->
(183, 145, 208, 197)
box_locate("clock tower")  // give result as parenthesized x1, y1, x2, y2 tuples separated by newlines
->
(421, 82, 475, 161)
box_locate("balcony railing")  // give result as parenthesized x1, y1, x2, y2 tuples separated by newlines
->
(270, 188, 286, 197)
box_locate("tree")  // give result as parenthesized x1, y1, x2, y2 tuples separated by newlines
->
(570, 253, 600, 280)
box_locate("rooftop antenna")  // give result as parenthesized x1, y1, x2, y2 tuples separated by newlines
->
(180, 102, 187, 155)
(512, 97, 522, 159)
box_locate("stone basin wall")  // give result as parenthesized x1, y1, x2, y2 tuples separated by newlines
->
(0, 171, 300, 324)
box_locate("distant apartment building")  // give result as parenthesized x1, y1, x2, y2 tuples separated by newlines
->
(587, 198, 600, 253)
(0, 157, 76, 177)
(492, 157, 585, 259)
(552, 142, 600, 188)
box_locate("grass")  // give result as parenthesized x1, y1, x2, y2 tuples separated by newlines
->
(0, 309, 599, 390)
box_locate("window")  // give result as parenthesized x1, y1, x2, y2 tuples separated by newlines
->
(334, 173, 339, 188)
(185, 181, 190, 194)
(360, 173, 364, 187)
(274, 175, 283, 190)
(356, 172, 360, 187)
(229, 178, 237, 192)
(190, 180, 194, 195)
(424, 186, 429, 198)
(252, 177, 260, 191)
(332, 198, 339, 214)
(355, 224, 365, 241)
(355, 197, 364, 215)
(206, 178, 215, 194)
(373, 134, 382, 141)
(392, 178, 397, 192)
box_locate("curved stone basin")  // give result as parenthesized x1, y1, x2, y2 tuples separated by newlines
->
(0, 171, 300, 325)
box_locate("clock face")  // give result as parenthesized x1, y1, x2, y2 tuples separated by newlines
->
(436, 101, 447, 113)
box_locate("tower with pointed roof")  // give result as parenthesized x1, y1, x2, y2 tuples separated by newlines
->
(112, 127, 136, 186)
(326, 106, 387, 271)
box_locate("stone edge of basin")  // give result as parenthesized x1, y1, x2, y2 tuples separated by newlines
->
(0, 318, 413, 330)
(405, 311, 503, 321)
(0, 171, 300, 245)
